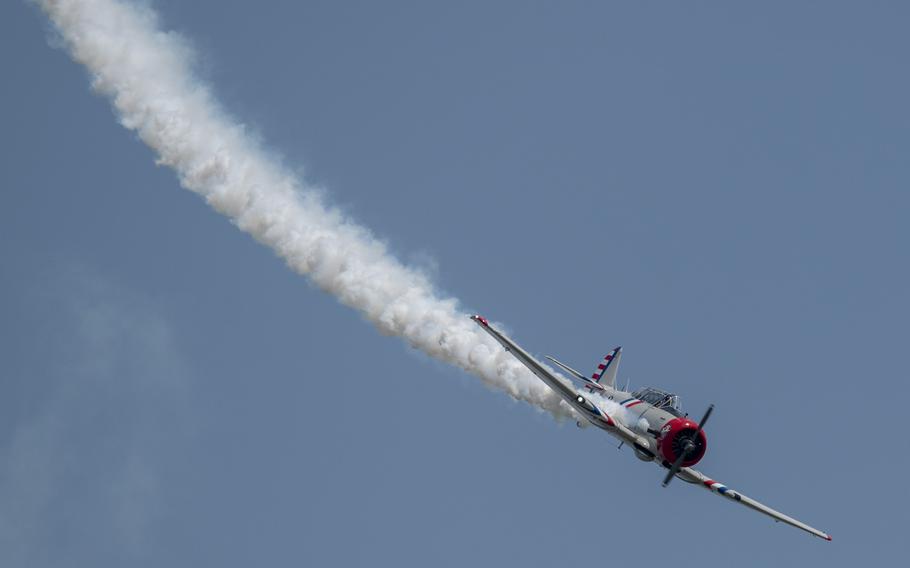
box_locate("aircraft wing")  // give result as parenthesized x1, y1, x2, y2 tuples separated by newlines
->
(675, 467, 832, 541)
(470, 315, 644, 446)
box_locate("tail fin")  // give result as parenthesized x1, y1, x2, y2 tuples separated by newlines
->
(591, 347, 622, 388)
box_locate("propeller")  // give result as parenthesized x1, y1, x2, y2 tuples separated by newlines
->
(661, 404, 714, 487)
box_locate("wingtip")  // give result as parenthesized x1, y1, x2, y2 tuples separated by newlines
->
(824, 534, 832, 542)
(471, 314, 489, 327)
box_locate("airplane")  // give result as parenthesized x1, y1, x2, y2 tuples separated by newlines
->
(470, 314, 831, 541)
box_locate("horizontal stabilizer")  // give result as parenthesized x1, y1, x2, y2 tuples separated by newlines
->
(545, 356, 605, 391)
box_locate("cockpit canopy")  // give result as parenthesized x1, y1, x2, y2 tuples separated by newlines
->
(631, 387, 683, 417)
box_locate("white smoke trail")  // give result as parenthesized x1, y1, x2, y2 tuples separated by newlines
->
(36, 0, 576, 420)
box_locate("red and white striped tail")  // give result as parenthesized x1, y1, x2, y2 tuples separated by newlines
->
(590, 347, 622, 388)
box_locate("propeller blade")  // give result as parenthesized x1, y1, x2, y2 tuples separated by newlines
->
(662, 450, 689, 487)
(696, 404, 715, 432)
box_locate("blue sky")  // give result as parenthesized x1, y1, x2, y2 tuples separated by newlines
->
(2, 1, 908, 566)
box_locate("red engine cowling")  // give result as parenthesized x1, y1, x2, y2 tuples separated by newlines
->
(658, 417, 708, 467)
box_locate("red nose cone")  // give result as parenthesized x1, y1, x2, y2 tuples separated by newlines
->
(474, 315, 489, 327)
(658, 417, 708, 467)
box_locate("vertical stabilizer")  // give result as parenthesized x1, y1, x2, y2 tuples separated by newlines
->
(591, 347, 622, 388)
